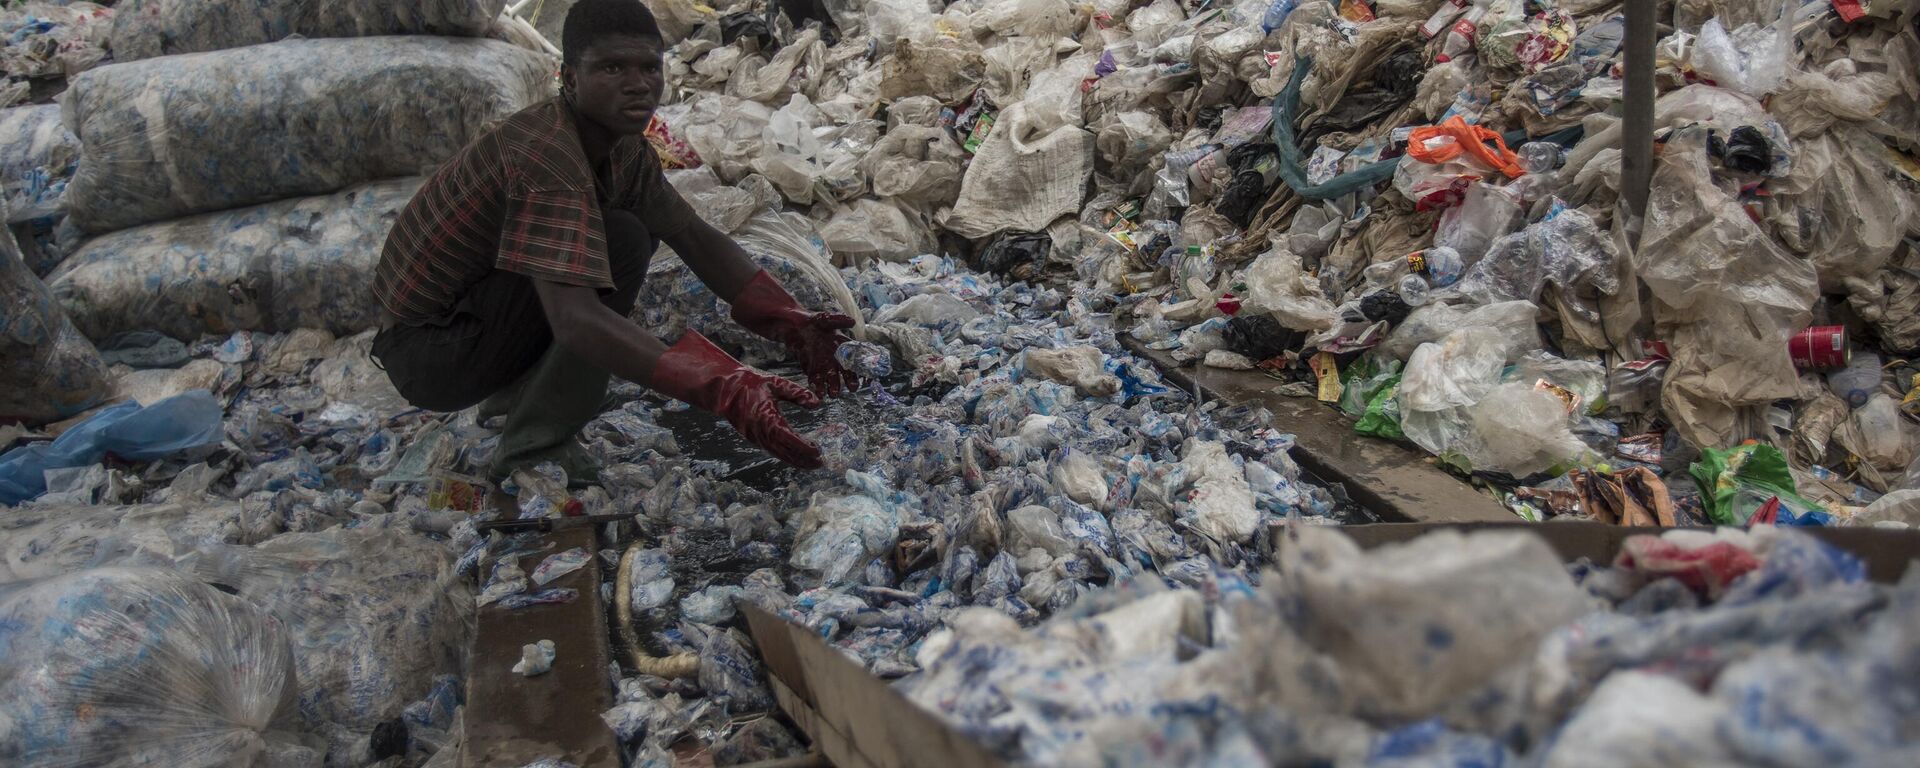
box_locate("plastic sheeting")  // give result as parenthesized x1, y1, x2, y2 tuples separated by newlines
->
(48, 178, 424, 341)
(62, 36, 551, 233)
(108, 0, 508, 62)
(1639, 127, 1819, 449)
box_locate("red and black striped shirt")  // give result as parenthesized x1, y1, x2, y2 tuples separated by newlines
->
(373, 97, 698, 323)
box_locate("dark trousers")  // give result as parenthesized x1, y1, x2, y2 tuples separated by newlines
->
(373, 210, 655, 412)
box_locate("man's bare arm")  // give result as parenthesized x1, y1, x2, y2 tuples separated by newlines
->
(532, 278, 666, 382)
(662, 219, 760, 303)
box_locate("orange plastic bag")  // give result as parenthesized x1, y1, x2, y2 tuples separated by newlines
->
(1406, 117, 1525, 179)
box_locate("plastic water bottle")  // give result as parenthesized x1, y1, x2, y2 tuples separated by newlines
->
(1409, 246, 1464, 288)
(1826, 349, 1882, 408)
(1397, 274, 1432, 307)
(1518, 141, 1564, 174)
(1262, 0, 1299, 33)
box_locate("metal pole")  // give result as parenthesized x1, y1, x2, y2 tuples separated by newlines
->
(1621, 0, 1656, 245)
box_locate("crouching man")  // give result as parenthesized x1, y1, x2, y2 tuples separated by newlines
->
(371, 0, 854, 485)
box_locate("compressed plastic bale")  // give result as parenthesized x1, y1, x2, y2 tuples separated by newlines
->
(107, 0, 508, 61)
(0, 208, 110, 427)
(62, 36, 553, 233)
(0, 104, 79, 224)
(47, 178, 424, 341)
(0, 567, 316, 767)
(1277, 526, 1594, 721)
(184, 529, 472, 754)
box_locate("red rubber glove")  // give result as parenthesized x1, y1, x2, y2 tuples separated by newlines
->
(729, 270, 858, 396)
(649, 331, 824, 469)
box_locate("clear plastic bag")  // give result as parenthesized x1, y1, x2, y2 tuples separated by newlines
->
(1447, 207, 1621, 317)
(861, 124, 966, 211)
(1382, 300, 1541, 363)
(1398, 327, 1507, 412)
(1433, 183, 1523, 264)
(789, 477, 904, 588)
(820, 198, 936, 264)
(1467, 382, 1588, 476)
(62, 37, 552, 234)
(681, 96, 776, 183)
(1640, 127, 1817, 448)
(184, 529, 473, 755)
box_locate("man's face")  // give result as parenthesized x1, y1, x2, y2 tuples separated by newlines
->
(563, 35, 665, 136)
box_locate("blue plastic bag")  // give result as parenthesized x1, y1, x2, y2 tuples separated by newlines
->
(0, 389, 224, 504)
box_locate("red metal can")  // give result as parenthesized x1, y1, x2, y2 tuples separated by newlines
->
(1789, 325, 1849, 370)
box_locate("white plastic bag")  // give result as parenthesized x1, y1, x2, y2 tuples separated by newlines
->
(1466, 382, 1587, 476)
(942, 101, 1095, 238)
(1692, 18, 1788, 98)
(820, 198, 936, 264)
(1240, 243, 1337, 332)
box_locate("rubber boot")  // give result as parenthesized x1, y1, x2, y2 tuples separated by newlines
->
(488, 343, 610, 488)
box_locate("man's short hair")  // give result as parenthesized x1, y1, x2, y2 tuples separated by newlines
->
(563, 0, 665, 67)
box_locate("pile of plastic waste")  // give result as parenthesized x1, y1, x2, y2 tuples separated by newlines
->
(5, 0, 1920, 765)
(902, 523, 1920, 765)
(0, 2, 113, 106)
(639, 0, 1918, 528)
(0, 322, 476, 765)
